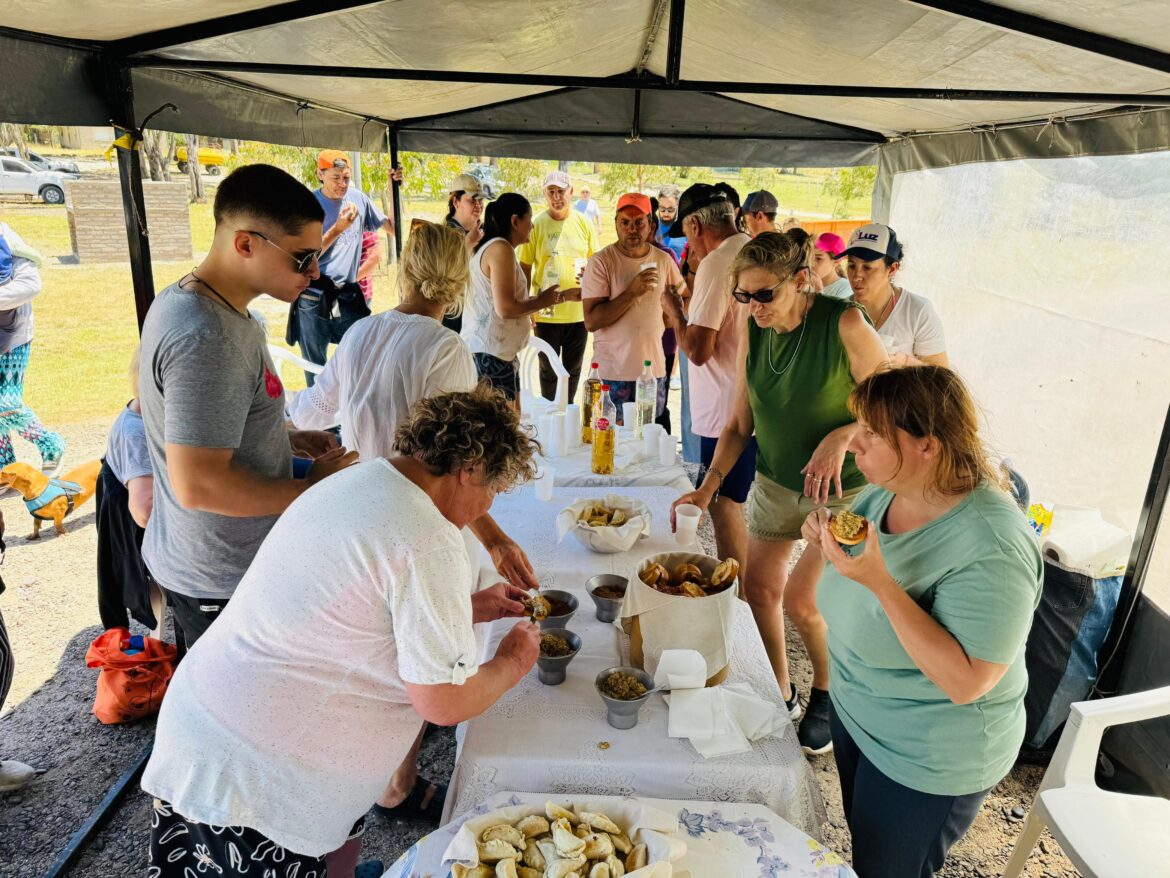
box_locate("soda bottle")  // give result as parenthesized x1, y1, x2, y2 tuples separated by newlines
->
(581, 361, 601, 444)
(591, 385, 617, 475)
(634, 359, 656, 439)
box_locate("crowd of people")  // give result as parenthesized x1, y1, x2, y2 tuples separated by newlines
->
(0, 152, 1043, 878)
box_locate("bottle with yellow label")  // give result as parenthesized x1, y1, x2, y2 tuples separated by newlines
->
(581, 361, 601, 444)
(591, 384, 617, 475)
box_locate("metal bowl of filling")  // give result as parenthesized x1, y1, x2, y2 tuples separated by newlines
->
(586, 574, 628, 623)
(595, 666, 655, 729)
(536, 628, 581, 685)
(537, 590, 578, 630)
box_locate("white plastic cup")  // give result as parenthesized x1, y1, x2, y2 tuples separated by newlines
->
(535, 466, 555, 502)
(565, 403, 582, 448)
(538, 414, 555, 447)
(675, 503, 701, 546)
(547, 412, 567, 456)
(621, 401, 637, 429)
(658, 432, 676, 467)
(642, 425, 660, 457)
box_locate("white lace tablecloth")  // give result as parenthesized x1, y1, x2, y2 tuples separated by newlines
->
(449, 486, 826, 839)
(385, 791, 854, 878)
(539, 438, 693, 491)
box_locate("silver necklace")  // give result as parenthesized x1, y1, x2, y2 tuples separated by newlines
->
(766, 294, 813, 376)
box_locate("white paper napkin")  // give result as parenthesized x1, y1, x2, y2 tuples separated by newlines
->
(556, 494, 652, 554)
(655, 650, 786, 758)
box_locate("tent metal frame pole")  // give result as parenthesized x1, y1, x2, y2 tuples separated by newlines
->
(388, 127, 403, 261)
(1096, 403, 1170, 695)
(630, 90, 642, 141)
(106, 65, 156, 332)
(902, 0, 1170, 77)
(123, 58, 1170, 106)
(665, 0, 685, 86)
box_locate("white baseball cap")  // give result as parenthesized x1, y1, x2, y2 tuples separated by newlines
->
(842, 223, 903, 262)
(543, 170, 571, 190)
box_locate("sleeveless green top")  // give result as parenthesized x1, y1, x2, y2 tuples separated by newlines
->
(745, 295, 866, 493)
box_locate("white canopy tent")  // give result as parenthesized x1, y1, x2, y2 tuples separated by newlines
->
(2, 0, 1168, 797)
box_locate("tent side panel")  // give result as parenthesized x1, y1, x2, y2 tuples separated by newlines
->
(131, 69, 388, 152)
(0, 34, 108, 125)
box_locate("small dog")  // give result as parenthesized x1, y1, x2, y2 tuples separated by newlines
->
(0, 460, 102, 539)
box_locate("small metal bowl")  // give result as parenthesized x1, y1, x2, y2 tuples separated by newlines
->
(595, 665, 656, 729)
(538, 590, 578, 630)
(586, 574, 628, 623)
(535, 628, 582, 685)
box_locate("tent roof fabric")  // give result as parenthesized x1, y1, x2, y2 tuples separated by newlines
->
(3, 0, 1170, 166)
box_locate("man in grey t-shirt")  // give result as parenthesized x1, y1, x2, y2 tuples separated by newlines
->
(139, 164, 357, 652)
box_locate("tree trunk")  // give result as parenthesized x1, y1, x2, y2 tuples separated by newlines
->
(143, 130, 167, 182)
(592, 163, 600, 175)
(558, 160, 570, 172)
(226, 138, 240, 156)
(0, 123, 28, 158)
(186, 134, 205, 203)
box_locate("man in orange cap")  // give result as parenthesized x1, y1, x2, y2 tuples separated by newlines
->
(287, 150, 398, 383)
(581, 192, 683, 425)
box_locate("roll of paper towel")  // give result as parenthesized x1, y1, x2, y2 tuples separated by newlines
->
(1041, 506, 1131, 577)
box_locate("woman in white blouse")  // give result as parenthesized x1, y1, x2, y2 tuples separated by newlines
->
(142, 386, 542, 878)
(841, 223, 948, 368)
(463, 193, 560, 402)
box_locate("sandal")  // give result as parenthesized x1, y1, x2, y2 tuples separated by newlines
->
(371, 777, 446, 821)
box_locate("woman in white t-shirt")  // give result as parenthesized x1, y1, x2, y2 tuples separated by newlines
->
(142, 386, 542, 878)
(464, 193, 560, 401)
(842, 223, 948, 368)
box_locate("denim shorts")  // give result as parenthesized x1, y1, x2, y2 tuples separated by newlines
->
(697, 436, 758, 504)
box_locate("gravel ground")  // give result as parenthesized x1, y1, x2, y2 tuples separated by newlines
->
(0, 422, 1078, 876)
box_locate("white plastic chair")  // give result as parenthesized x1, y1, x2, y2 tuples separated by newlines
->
(268, 344, 324, 381)
(518, 334, 569, 411)
(1001, 686, 1170, 877)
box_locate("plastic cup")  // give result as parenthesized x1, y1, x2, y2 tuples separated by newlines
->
(535, 466, 555, 502)
(547, 412, 566, 456)
(675, 503, 701, 545)
(565, 404, 582, 448)
(538, 414, 554, 447)
(642, 423, 663, 457)
(621, 401, 637, 428)
(658, 433, 676, 467)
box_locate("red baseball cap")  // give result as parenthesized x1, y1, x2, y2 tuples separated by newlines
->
(616, 192, 652, 215)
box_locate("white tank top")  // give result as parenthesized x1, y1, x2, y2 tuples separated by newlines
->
(462, 237, 531, 361)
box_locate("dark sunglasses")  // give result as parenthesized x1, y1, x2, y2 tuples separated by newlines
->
(244, 230, 321, 274)
(732, 278, 788, 304)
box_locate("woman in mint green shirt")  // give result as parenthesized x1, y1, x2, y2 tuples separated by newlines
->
(803, 365, 1042, 878)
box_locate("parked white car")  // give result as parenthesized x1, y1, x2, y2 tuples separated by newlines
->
(0, 156, 78, 204)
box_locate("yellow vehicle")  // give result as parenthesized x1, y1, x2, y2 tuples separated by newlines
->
(175, 146, 227, 176)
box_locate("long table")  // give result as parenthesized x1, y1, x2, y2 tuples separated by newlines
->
(448, 485, 826, 838)
(538, 434, 693, 492)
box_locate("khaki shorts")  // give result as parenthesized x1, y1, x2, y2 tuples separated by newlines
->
(747, 471, 865, 542)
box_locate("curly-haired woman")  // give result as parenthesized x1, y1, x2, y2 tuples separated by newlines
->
(142, 385, 542, 877)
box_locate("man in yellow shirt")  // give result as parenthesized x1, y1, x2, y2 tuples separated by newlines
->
(518, 171, 600, 403)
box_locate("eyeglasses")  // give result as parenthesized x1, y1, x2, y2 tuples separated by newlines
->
(243, 230, 321, 274)
(732, 278, 789, 304)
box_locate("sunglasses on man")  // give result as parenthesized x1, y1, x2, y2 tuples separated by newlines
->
(243, 230, 321, 274)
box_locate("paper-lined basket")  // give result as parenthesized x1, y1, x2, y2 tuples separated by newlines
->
(556, 494, 652, 554)
(443, 798, 683, 876)
(620, 552, 739, 686)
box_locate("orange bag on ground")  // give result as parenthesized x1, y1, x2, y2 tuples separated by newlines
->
(85, 628, 177, 724)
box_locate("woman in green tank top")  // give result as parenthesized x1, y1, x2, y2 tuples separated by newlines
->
(672, 232, 887, 755)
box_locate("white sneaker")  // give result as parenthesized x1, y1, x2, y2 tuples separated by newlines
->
(669, 377, 682, 391)
(784, 684, 803, 722)
(0, 760, 44, 792)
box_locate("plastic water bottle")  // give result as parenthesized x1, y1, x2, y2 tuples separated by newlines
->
(634, 359, 655, 439)
(582, 361, 601, 444)
(540, 250, 560, 317)
(591, 385, 617, 475)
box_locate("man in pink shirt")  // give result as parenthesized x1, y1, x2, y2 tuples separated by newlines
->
(662, 183, 754, 567)
(582, 193, 684, 423)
